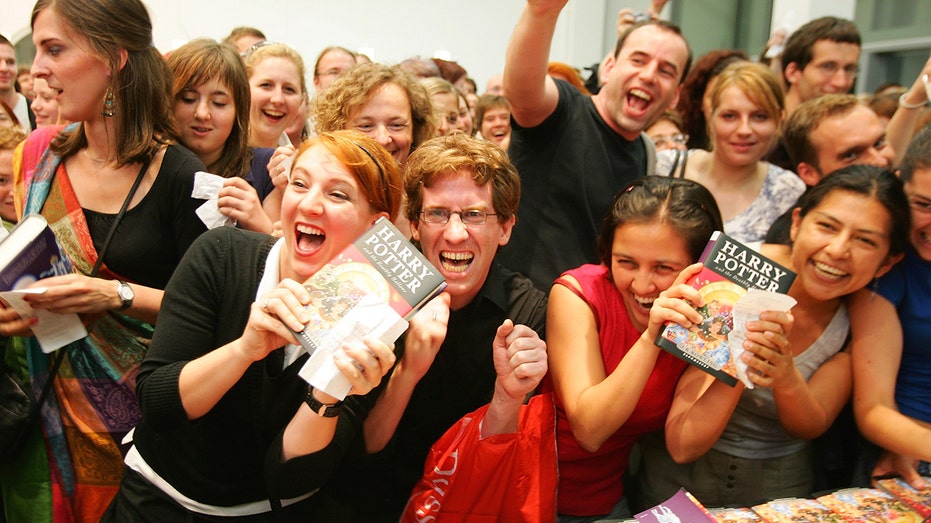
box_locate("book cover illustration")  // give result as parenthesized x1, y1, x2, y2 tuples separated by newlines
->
(817, 487, 925, 523)
(877, 476, 931, 519)
(751, 497, 845, 523)
(0, 214, 87, 353)
(710, 507, 764, 522)
(655, 231, 796, 387)
(634, 488, 715, 523)
(297, 216, 447, 399)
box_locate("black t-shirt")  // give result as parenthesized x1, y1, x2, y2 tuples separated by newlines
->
(498, 80, 647, 291)
(324, 263, 548, 522)
(84, 144, 208, 288)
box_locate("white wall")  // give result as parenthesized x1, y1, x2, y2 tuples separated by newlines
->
(0, 0, 610, 94)
(771, 0, 856, 35)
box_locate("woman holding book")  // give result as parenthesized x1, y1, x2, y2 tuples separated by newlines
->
(652, 61, 805, 244)
(311, 62, 434, 237)
(0, 0, 208, 520)
(639, 165, 911, 508)
(544, 176, 724, 521)
(167, 38, 281, 233)
(850, 125, 931, 489)
(102, 130, 401, 521)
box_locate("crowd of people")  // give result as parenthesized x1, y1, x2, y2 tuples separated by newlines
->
(0, 0, 930, 521)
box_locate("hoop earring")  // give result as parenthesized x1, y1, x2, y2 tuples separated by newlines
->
(102, 86, 115, 118)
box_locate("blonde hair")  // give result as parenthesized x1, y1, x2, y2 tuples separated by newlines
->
(707, 61, 784, 124)
(244, 42, 307, 97)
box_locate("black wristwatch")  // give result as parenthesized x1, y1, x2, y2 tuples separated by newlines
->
(304, 386, 343, 418)
(116, 281, 134, 311)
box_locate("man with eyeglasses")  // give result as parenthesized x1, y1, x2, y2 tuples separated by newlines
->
(313, 46, 357, 93)
(321, 134, 547, 522)
(764, 16, 862, 172)
(781, 16, 862, 116)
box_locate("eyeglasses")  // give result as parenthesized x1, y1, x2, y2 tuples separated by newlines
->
(420, 209, 497, 225)
(317, 67, 347, 78)
(651, 133, 688, 148)
(810, 61, 860, 79)
(240, 40, 279, 58)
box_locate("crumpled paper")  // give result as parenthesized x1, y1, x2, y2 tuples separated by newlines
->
(192, 171, 236, 229)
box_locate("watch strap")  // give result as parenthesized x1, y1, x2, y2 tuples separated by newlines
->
(116, 281, 134, 311)
(304, 386, 343, 418)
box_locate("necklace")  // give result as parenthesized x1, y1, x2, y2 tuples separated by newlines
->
(84, 149, 115, 164)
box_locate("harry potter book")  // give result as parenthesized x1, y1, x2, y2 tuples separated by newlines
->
(817, 487, 925, 523)
(634, 488, 715, 523)
(877, 476, 931, 520)
(0, 214, 87, 352)
(296, 217, 447, 399)
(710, 507, 765, 522)
(655, 231, 796, 387)
(751, 497, 845, 523)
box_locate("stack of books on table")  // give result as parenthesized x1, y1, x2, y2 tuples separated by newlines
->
(613, 477, 931, 523)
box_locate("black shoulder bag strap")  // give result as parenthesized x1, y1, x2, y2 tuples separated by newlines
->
(90, 157, 152, 277)
(32, 154, 153, 425)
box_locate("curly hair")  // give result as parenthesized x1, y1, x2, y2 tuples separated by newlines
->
(312, 63, 435, 158)
(403, 133, 520, 225)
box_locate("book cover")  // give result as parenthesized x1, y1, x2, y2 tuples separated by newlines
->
(710, 507, 765, 522)
(751, 497, 845, 523)
(817, 487, 925, 523)
(634, 488, 715, 523)
(0, 214, 87, 353)
(297, 216, 447, 399)
(877, 476, 931, 519)
(654, 231, 796, 387)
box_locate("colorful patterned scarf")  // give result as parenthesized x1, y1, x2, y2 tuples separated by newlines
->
(5, 124, 151, 522)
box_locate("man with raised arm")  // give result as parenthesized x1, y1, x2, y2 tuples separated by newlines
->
(497, 0, 691, 291)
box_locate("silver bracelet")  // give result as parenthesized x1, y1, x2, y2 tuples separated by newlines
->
(899, 93, 927, 109)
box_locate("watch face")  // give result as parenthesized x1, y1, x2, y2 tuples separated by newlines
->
(118, 283, 134, 300)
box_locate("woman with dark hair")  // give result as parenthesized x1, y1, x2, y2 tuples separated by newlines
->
(168, 38, 280, 233)
(545, 176, 724, 520)
(851, 125, 931, 488)
(0, 0, 208, 519)
(103, 131, 400, 521)
(641, 165, 910, 508)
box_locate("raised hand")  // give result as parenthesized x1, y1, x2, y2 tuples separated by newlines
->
(492, 319, 548, 401)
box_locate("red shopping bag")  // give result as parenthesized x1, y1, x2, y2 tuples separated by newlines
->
(401, 393, 558, 523)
